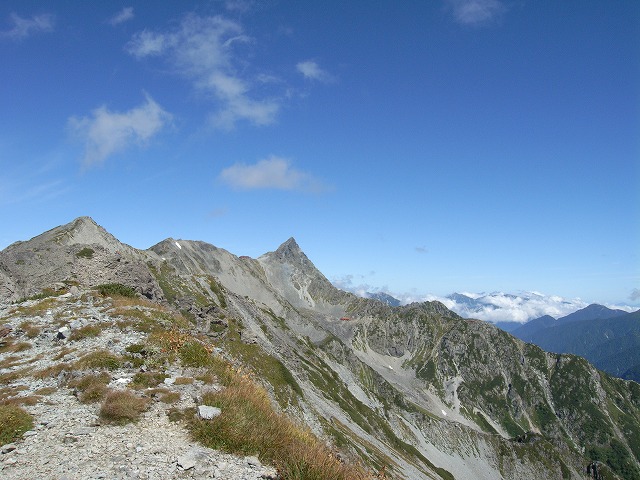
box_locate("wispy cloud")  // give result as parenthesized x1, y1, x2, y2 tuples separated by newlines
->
(127, 14, 280, 130)
(630, 288, 640, 301)
(219, 156, 326, 192)
(224, 0, 255, 13)
(296, 60, 334, 83)
(1, 13, 54, 40)
(108, 7, 134, 26)
(68, 94, 171, 167)
(415, 245, 428, 254)
(0, 179, 67, 206)
(445, 0, 505, 26)
(332, 273, 384, 299)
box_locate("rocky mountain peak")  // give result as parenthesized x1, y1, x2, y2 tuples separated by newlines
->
(39, 216, 126, 254)
(272, 237, 305, 262)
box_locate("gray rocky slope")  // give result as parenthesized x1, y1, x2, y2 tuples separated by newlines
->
(2, 217, 640, 480)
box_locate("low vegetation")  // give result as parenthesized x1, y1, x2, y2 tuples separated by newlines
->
(189, 371, 369, 480)
(68, 372, 111, 403)
(68, 324, 103, 341)
(74, 350, 122, 371)
(99, 389, 150, 425)
(76, 247, 94, 259)
(96, 283, 137, 298)
(0, 404, 33, 444)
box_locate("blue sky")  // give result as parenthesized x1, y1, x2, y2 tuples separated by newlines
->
(1, 1, 638, 313)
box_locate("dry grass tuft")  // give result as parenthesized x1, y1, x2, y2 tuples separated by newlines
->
(0, 395, 41, 406)
(99, 389, 150, 424)
(146, 388, 181, 404)
(190, 372, 369, 480)
(11, 341, 32, 352)
(34, 386, 57, 396)
(32, 362, 71, 380)
(68, 372, 111, 403)
(0, 385, 29, 402)
(130, 371, 168, 389)
(0, 355, 24, 369)
(0, 340, 32, 354)
(19, 321, 41, 339)
(68, 324, 103, 341)
(0, 367, 35, 384)
(52, 346, 76, 361)
(159, 391, 181, 404)
(174, 376, 194, 385)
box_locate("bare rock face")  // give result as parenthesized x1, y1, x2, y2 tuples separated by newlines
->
(257, 237, 353, 314)
(0, 217, 163, 302)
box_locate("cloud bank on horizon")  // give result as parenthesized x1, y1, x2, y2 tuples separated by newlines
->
(332, 274, 636, 323)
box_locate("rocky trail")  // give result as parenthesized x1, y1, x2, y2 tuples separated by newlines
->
(0, 290, 278, 480)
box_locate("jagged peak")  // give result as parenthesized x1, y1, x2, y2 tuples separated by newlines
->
(274, 237, 302, 256)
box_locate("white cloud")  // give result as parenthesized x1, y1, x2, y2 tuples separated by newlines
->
(424, 291, 589, 323)
(126, 30, 167, 57)
(68, 94, 171, 166)
(296, 60, 334, 83)
(108, 7, 134, 26)
(219, 156, 325, 192)
(332, 274, 386, 300)
(446, 0, 505, 26)
(630, 288, 640, 301)
(127, 14, 280, 129)
(1, 13, 54, 40)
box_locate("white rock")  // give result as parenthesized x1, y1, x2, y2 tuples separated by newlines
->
(177, 453, 196, 470)
(197, 405, 221, 420)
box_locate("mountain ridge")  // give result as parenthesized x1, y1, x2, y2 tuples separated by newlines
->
(2, 216, 640, 480)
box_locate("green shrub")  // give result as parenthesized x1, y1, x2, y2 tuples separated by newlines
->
(75, 350, 121, 371)
(179, 341, 211, 367)
(96, 283, 137, 298)
(76, 247, 94, 259)
(0, 404, 33, 444)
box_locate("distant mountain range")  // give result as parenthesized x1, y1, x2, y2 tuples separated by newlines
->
(364, 291, 402, 306)
(511, 304, 629, 342)
(510, 304, 640, 382)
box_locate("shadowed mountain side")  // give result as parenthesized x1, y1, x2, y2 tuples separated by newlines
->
(523, 310, 640, 381)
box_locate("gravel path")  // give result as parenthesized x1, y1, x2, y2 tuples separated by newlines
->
(0, 293, 278, 480)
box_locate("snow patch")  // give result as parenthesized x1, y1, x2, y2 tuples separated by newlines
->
(175, 241, 182, 249)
